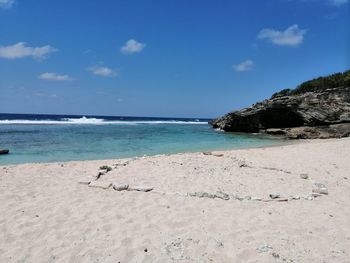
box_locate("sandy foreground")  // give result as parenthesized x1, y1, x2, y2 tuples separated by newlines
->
(0, 138, 350, 263)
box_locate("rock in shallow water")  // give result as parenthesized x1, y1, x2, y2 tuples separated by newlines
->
(0, 149, 9, 155)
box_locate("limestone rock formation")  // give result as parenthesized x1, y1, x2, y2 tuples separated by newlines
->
(210, 71, 350, 139)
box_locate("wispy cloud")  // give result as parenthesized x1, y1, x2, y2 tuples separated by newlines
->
(234, 60, 254, 72)
(0, 0, 15, 9)
(88, 66, 118, 77)
(0, 42, 58, 60)
(39, 72, 73, 81)
(120, 39, 145, 54)
(257, 24, 307, 47)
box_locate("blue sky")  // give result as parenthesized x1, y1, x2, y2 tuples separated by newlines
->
(0, 0, 349, 118)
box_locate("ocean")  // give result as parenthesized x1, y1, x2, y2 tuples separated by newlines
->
(0, 113, 286, 165)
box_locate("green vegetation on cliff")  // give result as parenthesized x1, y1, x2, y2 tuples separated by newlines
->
(271, 70, 350, 99)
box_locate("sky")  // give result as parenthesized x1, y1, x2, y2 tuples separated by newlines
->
(0, 0, 349, 118)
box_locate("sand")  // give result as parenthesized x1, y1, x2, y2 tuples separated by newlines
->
(1, 138, 350, 263)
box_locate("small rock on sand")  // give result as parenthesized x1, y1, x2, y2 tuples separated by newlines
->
(88, 181, 112, 190)
(269, 193, 280, 199)
(214, 191, 230, 200)
(313, 182, 328, 195)
(99, 165, 112, 172)
(188, 192, 215, 199)
(312, 187, 328, 195)
(130, 186, 154, 192)
(300, 173, 309, 179)
(113, 183, 129, 191)
(78, 180, 91, 185)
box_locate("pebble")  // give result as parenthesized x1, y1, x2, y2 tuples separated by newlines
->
(311, 193, 323, 198)
(113, 183, 129, 191)
(188, 192, 215, 199)
(99, 165, 112, 172)
(88, 181, 112, 190)
(269, 193, 280, 199)
(300, 173, 309, 179)
(312, 182, 328, 195)
(130, 186, 154, 192)
(214, 191, 230, 200)
(78, 180, 91, 185)
(257, 244, 273, 253)
(312, 187, 328, 195)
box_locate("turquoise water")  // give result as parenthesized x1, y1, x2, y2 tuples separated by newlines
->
(0, 115, 286, 165)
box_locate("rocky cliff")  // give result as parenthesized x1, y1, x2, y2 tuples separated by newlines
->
(210, 71, 350, 139)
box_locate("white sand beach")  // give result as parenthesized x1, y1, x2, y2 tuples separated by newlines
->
(1, 138, 350, 263)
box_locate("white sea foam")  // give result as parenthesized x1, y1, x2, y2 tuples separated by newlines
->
(0, 116, 208, 125)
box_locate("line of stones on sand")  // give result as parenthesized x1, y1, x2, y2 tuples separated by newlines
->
(78, 152, 329, 201)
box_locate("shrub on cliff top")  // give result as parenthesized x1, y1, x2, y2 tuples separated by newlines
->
(271, 70, 350, 98)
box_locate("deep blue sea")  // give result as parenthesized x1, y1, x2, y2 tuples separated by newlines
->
(0, 113, 286, 165)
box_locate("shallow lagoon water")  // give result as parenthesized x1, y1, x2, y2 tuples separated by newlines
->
(0, 115, 286, 165)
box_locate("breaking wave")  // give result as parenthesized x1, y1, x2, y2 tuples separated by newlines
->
(0, 116, 208, 125)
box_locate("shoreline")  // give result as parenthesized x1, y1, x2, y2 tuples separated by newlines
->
(1, 137, 349, 262)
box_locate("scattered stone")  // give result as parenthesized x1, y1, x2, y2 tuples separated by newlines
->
(88, 181, 112, 190)
(212, 153, 224, 157)
(300, 173, 309, 179)
(311, 193, 323, 198)
(214, 191, 230, 200)
(144, 248, 148, 253)
(273, 197, 289, 202)
(313, 182, 328, 195)
(269, 193, 280, 199)
(257, 244, 273, 253)
(99, 165, 112, 172)
(272, 252, 280, 258)
(238, 160, 248, 168)
(312, 187, 328, 195)
(290, 195, 300, 200)
(113, 183, 129, 191)
(314, 182, 326, 188)
(130, 186, 154, 192)
(202, 152, 212, 155)
(78, 180, 91, 185)
(232, 194, 244, 201)
(96, 171, 105, 180)
(188, 192, 215, 199)
(244, 196, 252, 200)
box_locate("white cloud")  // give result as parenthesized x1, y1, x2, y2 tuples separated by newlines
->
(329, 0, 348, 5)
(234, 60, 254, 72)
(0, 42, 58, 60)
(0, 0, 15, 9)
(257, 24, 307, 47)
(120, 39, 145, 54)
(88, 66, 118, 77)
(39, 72, 72, 81)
